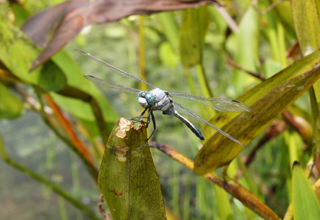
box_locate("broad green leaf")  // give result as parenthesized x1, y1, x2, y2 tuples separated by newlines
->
(180, 6, 209, 67)
(98, 118, 166, 220)
(11, 3, 30, 27)
(284, 130, 304, 169)
(0, 82, 23, 119)
(213, 180, 235, 220)
(0, 14, 66, 92)
(50, 93, 96, 121)
(202, 49, 320, 138)
(292, 0, 320, 150)
(231, 6, 259, 90)
(292, 161, 320, 220)
(157, 12, 179, 52)
(50, 50, 118, 123)
(264, 10, 287, 68)
(195, 61, 320, 175)
(292, 0, 320, 151)
(159, 41, 179, 68)
(292, 0, 320, 56)
(271, 0, 296, 39)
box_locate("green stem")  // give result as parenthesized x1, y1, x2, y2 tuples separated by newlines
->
(196, 63, 214, 119)
(139, 15, 147, 92)
(196, 63, 212, 97)
(183, 67, 198, 95)
(0, 134, 102, 220)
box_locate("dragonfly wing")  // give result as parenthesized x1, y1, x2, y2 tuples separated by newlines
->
(76, 49, 157, 89)
(169, 92, 251, 112)
(173, 101, 245, 147)
(85, 75, 141, 95)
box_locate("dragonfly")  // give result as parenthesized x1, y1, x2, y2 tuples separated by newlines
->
(76, 49, 251, 149)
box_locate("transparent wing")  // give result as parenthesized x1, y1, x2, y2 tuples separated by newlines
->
(173, 101, 245, 147)
(85, 75, 141, 95)
(76, 49, 157, 89)
(169, 92, 251, 112)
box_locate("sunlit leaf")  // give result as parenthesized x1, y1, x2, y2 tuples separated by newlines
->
(0, 15, 66, 92)
(10, 2, 30, 27)
(195, 60, 320, 175)
(202, 49, 320, 138)
(159, 41, 179, 68)
(271, 0, 296, 39)
(231, 6, 259, 90)
(292, 0, 320, 56)
(180, 6, 209, 67)
(0, 82, 23, 120)
(51, 50, 118, 123)
(98, 118, 166, 220)
(292, 161, 320, 220)
(292, 0, 320, 151)
(157, 12, 179, 52)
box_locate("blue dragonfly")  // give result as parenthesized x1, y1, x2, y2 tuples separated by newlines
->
(76, 50, 251, 149)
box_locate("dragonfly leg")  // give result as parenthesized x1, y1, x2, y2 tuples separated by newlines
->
(130, 107, 149, 123)
(139, 110, 156, 150)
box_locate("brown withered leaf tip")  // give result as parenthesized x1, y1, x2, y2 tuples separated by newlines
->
(21, 0, 220, 72)
(108, 189, 124, 197)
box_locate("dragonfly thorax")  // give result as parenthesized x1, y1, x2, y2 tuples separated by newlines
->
(137, 88, 173, 113)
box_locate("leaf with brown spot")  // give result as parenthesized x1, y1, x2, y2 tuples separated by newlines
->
(21, 0, 220, 71)
(98, 118, 166, 220)
(108, 189, 124, 197)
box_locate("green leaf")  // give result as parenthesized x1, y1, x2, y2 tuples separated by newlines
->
(159, 41, 179, 68)
(292, 0, 320, 150)
(0, 14, 66, 92)
(180, 6, 209, 67)
(0, 82, 24, 119)
(11, 3, 30, 27)
(157, 12, 179, 52)
(292, 161, 320, 220)
(231, 6, 259, 90)
(213, 181, 235, 220)
(292, 0, 320, 56)
(98, 118, 166, 220)
(202, 49, 320, 138)
(51, 50, 118, 123)
(271, 0, 296, 39)
(195, 55, 320, 175)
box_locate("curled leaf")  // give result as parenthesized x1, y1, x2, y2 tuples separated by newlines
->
(21, 0, 220, 71)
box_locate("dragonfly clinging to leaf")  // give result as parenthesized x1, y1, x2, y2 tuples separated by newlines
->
(76, 49, 251, 149)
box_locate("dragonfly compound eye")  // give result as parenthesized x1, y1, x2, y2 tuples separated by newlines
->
(145, 92, 155, 105)
(138, 91, 145, 99)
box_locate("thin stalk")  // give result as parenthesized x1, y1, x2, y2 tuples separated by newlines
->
(183, 67, 198, 95)
(0, 134, 102, 220)
(196, 63, 214, 119)
(139, 15, 147, 92)
(196, 63, 212, 98)
(183, 67, 207, 117)
(237, 156, 258, 197)
(58, 196, 68, 220)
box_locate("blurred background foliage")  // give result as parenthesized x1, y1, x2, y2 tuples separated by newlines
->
(1, 0, 320, 219)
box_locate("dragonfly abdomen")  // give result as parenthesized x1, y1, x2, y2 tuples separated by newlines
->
(173, 112, 205, 140)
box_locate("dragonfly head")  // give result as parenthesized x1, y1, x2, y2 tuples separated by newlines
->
(138, 91, 155, 108)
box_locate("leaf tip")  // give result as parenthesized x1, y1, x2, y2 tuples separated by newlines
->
(293, 160, 300, 169)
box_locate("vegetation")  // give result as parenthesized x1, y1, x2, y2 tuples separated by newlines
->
(1, 0, 320, 219)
